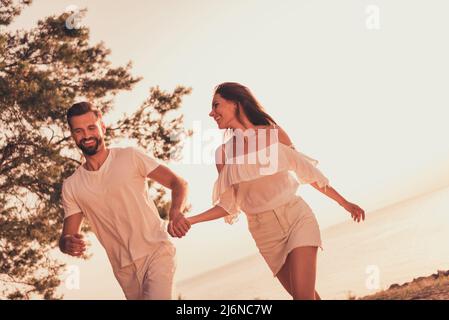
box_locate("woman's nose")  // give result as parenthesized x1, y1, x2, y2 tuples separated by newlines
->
(209, 110, 214, 117)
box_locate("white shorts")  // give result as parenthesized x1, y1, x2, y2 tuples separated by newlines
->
(113, 242, 177, 300)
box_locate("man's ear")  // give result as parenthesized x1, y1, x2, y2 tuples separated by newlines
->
(67, 123, 75, 139)
(101, 121, 106, 134)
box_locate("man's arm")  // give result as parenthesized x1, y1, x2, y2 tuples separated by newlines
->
(59, 213, 86, 256)
(147, 165, 190, 237)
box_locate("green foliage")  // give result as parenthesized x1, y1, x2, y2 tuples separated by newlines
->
(1, 2, 191, 299)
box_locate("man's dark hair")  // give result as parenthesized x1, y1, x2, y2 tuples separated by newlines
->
(66, 102, 101, 129)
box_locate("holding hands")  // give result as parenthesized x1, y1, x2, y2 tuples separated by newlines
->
(167, 210, 191, 238)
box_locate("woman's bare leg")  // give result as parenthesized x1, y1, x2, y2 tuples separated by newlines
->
(276, 261, 292, 295)
(288, 246, 318, 300)
(276, 249, 321, 300)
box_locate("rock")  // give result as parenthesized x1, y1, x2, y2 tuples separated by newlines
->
(389, 283, 400, 289)
(414, 276, 427, 282)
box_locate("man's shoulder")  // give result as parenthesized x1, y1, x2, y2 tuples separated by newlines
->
(113, 146, 156, 160)
(62, 168, 81, 190)
(111, 146, 139, 155)
(110, 146, 142, 162)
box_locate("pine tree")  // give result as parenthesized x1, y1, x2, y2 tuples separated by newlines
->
(0, 1, 191, 299)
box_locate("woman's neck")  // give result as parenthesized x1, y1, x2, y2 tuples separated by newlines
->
(231, 116, 256, 132)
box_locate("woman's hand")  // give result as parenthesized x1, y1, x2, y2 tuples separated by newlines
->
(340, 201, 365, 223)
(167, 213, 191, 238)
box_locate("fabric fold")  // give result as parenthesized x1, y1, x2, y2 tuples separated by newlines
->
(212, 143, 330, 224)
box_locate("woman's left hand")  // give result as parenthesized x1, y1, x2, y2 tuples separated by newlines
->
(341, 201, 365, 223)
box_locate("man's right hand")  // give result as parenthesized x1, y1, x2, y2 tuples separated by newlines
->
(60, 234, 86, 257)
(167, 214, 191, 238)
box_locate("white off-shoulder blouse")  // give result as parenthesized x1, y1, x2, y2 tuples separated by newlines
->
(213, 131, 330, 224)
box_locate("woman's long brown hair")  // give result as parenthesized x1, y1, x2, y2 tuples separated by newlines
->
(214, 82, 277, 127)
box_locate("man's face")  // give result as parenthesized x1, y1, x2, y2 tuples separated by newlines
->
(70, 112, 106, 156)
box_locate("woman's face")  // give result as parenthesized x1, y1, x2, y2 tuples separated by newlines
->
(209, 93, 238, 129)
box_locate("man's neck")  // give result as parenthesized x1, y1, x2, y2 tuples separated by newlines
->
(83, 147, 110, 171)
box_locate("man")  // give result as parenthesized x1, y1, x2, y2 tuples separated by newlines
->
(59, 101, 190, 299)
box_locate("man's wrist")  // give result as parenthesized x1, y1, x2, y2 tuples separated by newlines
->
(59, 234, 71, 252)
(169, 210, 182, 220)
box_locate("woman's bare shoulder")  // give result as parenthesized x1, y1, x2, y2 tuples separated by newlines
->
(253, 124, 293, 146)
(276, 126, 293, 146)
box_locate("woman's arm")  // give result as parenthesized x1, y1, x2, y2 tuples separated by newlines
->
(270, 125, 365, 223)
(184, 144, 236, 226)
(311, 182, 365, 222)
(310, 182, 346, 205)
(187, 205, 229, 225)
(185, 144, 234, 225)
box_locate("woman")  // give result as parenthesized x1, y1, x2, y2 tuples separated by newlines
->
(177, 82, 365, 300)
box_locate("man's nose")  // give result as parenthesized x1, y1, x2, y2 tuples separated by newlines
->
(81, 133, 93, 140)
(209, 110, 214, 117)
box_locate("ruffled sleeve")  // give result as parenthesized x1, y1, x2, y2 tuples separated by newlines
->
(286, 144, 330, 191)
(212, 142, 330, 225)
(214, 184, 241, 224)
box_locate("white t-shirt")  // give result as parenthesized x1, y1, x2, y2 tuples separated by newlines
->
(61, 146, 171, 270)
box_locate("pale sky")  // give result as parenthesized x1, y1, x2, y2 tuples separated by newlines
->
(7, 0, 449, 298)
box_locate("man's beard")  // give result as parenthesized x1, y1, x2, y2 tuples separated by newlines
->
(77, 137, 102, 156)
